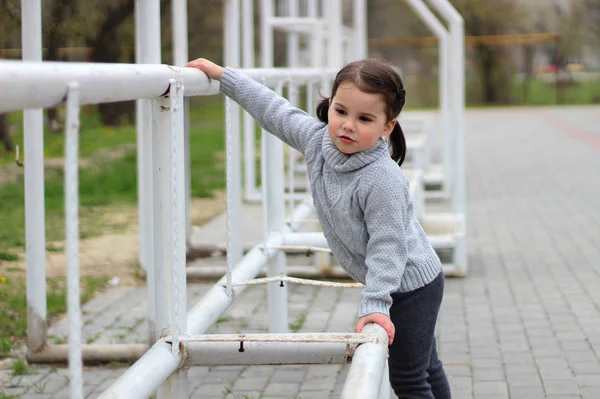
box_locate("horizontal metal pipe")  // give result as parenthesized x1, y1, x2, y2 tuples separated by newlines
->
(182, 332, 378, 366)
(241, 68, 337, 86)
(184, 341, 349, 365)
(186, 240, 279, 334)
(282, 232, 328, 247)
(0, 61, 220, 112)
(186, 265, 351, 280)
(0, 61, 337, 113)
(25, 344, 148, 364)
(97, 341, 180, 399)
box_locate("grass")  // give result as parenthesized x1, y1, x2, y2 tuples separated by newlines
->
(403, 76, 600, 109)
(0, 96, 227, 253)
(0, 268, 107, 359)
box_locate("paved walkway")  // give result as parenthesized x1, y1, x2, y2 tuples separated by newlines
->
(1, 106, 600, 398)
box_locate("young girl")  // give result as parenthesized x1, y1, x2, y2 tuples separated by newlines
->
(186, 57, 451, 398)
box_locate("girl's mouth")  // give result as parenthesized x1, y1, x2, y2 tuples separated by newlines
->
(338, 135, 355, 144)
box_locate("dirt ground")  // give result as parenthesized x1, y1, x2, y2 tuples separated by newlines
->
(5, 191, 226, 286)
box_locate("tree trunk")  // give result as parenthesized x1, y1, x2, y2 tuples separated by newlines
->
(0, 114, 14, 152)
(86, 0, 135, 126)
(44, 0, 78, 133)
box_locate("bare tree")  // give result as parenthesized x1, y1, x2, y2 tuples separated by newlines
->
(585, 0, 600, 42)
(0, 0, 21, 152)
(452, 0, 525, 104)
(44, 0, 81, 132)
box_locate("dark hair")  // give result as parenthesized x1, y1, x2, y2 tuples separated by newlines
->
(316, 59, 407, 166)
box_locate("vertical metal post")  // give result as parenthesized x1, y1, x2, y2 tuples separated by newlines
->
(165, 77, 189, 399)
(260, 0, 274, 68)
(307, 0, 322, 67)
(406, 0, 451, 193)
(353, 0, 367, 60)
(136, 0, 161, 345)
(172, 0, 192, 250)
(326, 0, 343, 69)
(265, 83, 289, 333)
(152, 90, 190, 399)
(426, 0, 467, 272)
(287, 78, 299, 212)
(242, 0, 257, 201)
(134, 1, 145, 277)
(224, 0, 244, 267)
(151, 97, 169, 343)
(287, 0, 300, 66)
(64, 82, 83, 399)
(22, 0, 47, 353)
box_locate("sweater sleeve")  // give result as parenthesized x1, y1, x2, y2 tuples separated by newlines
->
(358, 167, 409, 318)
(219, 67, 324, 154)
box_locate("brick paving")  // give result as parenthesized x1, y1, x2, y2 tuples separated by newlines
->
(1, 106, 599, 398)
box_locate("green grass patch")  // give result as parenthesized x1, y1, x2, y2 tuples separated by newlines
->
(404, 76, 600, 109)
(513, 78, 600, 106)
(0, 252, 19, 262)
(0, 268, 107, 359)
(0, 96, 226, 253)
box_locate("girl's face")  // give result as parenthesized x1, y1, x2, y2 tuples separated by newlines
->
(327, 82, 396, 155)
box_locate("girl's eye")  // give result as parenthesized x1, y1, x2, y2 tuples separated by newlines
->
(359, 116, 372, 122)
(335, 109, 346, 115)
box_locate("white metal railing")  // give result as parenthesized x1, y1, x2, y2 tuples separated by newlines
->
(9, 0, 466, 396)
(0, 59, 391, 399)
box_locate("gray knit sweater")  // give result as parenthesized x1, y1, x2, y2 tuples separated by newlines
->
(220, 68, 442, 318)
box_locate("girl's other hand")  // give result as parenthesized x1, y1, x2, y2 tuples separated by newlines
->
(186, 58, 224, 81)
(355, 313, 395, 345)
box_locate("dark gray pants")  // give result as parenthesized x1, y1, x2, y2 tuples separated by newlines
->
(388, 272, 451, 398)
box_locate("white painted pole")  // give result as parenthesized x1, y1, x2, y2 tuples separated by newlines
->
(286, 0, 300, 210)
(151, 93, 190, 399)
(64, 82, 83, 399)
(242, 0, 257, 201)
(287, 79, 299, 214)
(224, 0, 244, 270)
(163, 78, 189, 399)
(97, 341, 180, 399)
(137, 0, 161, 345)
(405, 0, 451, 193)
(378, 360, 391, 399)
(306, 0, 321, 67)
(261, 0, 274, 68)
(287, 0, 300, 66)
(340, 324, 389, 399)
(169, 78, 188, 347)
(426, 0, 467, 272)
(0, 61, 220, 112)
(0, 63, 341, 112)
(151, 97, 170, 343)
(134, 0, 146, 280)
(326, 0, 343, 69)
(171, 0, 192, 251)
(182, 332, 379, 366)
(264, 82, 289, 334)
(353, 0, 368, 59)
(22, 0, 47, 354)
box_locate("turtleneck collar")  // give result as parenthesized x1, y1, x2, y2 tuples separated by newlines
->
(321, 132, 390, 172)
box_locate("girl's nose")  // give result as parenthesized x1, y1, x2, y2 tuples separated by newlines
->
(343, 120, 355, 132)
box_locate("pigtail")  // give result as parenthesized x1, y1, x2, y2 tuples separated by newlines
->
(316, 98, 330, 123)
(389, 122, 407, 166)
